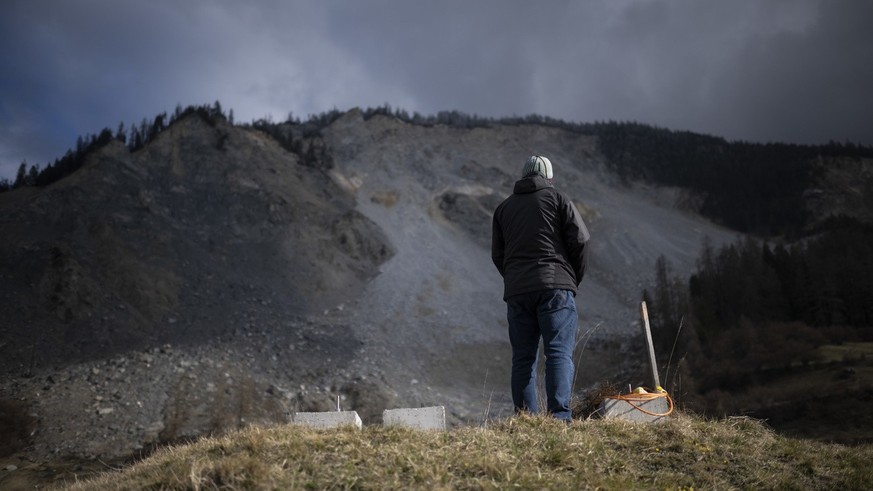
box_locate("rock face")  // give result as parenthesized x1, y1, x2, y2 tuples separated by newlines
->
(0, 109, 737, 460)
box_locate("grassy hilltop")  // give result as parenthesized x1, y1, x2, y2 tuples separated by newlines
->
(63, 414, 872, 490)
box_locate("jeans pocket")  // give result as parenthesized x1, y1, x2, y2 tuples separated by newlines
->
(543, 289, 575, 313)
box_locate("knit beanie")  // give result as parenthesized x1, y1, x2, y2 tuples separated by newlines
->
(522, 155, 553, 179)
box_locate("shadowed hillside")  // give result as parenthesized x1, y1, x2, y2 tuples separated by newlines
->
(0, 113, 391, 371)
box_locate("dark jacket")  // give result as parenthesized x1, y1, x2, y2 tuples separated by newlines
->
(491, 175, 590, 300)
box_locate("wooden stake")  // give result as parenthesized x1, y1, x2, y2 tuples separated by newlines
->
(640, 301, 661, 388)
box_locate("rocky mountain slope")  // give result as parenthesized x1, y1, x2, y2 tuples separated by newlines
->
(0, 109, 738, 462)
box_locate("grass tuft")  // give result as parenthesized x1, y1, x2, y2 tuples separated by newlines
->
(61, 414, 873, 490)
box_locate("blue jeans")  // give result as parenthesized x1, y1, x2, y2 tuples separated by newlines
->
(507, 289, 577, 421)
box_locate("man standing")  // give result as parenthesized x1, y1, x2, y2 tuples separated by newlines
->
(491, 155, 590, 421)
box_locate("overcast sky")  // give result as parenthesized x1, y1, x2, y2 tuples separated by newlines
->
(2, 0, 872, 180)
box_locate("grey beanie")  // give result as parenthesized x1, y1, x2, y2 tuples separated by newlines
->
(522, 155, 553, 179)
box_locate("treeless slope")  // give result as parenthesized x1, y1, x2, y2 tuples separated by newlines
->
(319, 110, 735, 416)
(0, 113, 392, 372)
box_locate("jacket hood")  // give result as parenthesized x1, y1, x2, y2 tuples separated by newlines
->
(513, 175, 552, 194)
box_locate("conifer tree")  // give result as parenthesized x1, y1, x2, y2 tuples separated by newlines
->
(26, 164, 39, 186)
(13, 161, 26, 188)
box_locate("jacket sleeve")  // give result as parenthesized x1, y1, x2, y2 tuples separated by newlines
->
(491, 211, 505, 277)
(561, 197, 590, 285)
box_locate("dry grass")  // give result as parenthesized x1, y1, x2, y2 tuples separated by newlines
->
(817, 341, 873, 363)
(60, 413, 873, 490)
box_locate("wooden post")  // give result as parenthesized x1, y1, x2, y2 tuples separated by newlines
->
(640, 301, 661, 389)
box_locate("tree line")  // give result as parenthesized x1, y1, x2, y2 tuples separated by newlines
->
(645, 216, 873, 399)
(0, 102, 230, 192)
(592, 122, 873, 237)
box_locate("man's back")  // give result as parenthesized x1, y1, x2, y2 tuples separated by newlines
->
(492, 174, 589, 300)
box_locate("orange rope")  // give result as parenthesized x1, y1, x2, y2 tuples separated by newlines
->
(605, 389, 674, 417)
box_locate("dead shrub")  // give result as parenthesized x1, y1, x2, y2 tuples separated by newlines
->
(572, 382, 621, 419)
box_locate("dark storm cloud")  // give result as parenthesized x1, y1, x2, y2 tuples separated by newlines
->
(1, 0, 871, 179)
(707, 3, 873, 144)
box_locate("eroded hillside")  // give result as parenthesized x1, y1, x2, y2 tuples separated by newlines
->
(0, 114, 392, 369)
(0, 109, 737, 463)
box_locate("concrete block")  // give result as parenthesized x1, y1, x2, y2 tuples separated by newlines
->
(383, 406, 446, 431)
(598, 396, 671, 423)
(293, 411, 362, 430)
